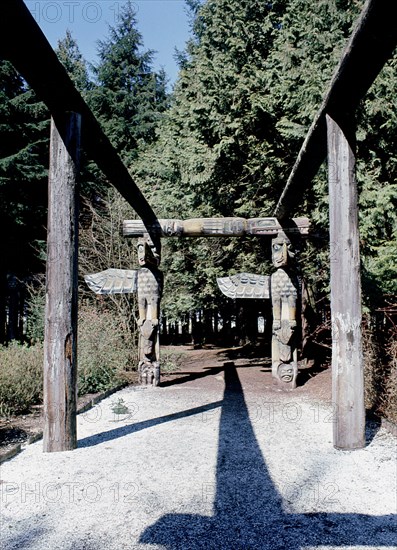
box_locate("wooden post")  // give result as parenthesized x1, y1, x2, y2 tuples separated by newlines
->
(43, 113, 81, 452)
(326, 114, 365, 450)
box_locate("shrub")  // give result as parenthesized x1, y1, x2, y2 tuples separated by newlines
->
(25, 276, 46, 343)
(379, 330, 397, 425)
(160, 349, 185, 373)
(0, 304, 137, 416)
(0, 342, 43, 416)
(77, 304, 136, 395)
(363, 317, 397, 425)
(363, 319, 382, 411)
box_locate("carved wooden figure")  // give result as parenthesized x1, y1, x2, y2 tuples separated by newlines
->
(136, 237, 163, 386)
(270, 232, 299, 389)
(217, 229, 301, 390)
(84, 235, 163, 387)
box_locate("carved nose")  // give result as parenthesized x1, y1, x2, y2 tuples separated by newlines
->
(282, 242, 288, 262)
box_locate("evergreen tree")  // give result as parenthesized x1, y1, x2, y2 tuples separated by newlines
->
(357, 52, 397, 297)
(0, 60, 49, 277)
(263, 0, 397, 299)
(87, 0, 168, 167)
(56, 29, 91, 92)
(262, 0, 364, 299)
(55, 31, 101, 200)
(159, 0, 287, 217)
(133, 0, 289, 324)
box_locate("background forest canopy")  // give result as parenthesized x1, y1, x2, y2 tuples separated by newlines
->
(0, 0, 396, 347)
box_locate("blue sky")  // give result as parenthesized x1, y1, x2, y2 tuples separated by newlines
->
(25, 0, 192, 87)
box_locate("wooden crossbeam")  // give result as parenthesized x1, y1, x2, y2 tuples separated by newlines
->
(123, 217, 310, 238)
(0, 0, 161, 251)
(274, 0, 397, 218)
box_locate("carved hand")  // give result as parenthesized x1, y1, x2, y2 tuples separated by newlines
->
(151, 318, 159, 327)
(138, 317, 145, 327)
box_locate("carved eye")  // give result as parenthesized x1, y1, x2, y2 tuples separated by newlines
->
(288, 244, 293, 250)
(273, 244, 281, 251)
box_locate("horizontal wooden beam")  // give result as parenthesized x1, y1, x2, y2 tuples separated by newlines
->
(123, 217, 310, 238)
(0, 0, 161, 249)
(274, 0, 397, 219)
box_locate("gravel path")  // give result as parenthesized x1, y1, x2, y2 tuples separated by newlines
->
(1, 351, 396, 550)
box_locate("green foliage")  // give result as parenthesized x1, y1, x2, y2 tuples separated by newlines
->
(87, 0, 168, 167)
(25, 276, 46, 343)
(160, 349, 185, 373)
(356, 54, 397, 297)
(0, 60, 49, 275)
(110, 397, 130, 416)
(0, 304, 135, 415)
(381, 332, 397, 424)
(133, 0, 288, 319)
(0, 342, 43, 416)
(158, 0, 286, 216)
(56, 29, 91, 91)
(77, 304, 135, 395)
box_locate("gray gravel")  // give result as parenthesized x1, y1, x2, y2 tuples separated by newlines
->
(1, 366, 396, 550)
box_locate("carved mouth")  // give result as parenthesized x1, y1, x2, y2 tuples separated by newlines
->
(274, 259, 286, 266)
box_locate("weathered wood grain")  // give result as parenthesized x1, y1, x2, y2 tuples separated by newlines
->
(43, 114, 80, 452)
(327, 114, 365, 450)
(123, 217, 310, 238)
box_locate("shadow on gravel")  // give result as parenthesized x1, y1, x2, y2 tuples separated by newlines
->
(365, 415, 382, 445)
(160, 366, 225, 387)
(78, 401, 223, 449)
(139, 363, 396, 550)
(1, 519, 48, 550)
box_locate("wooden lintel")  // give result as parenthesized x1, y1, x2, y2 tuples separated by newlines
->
(275, 0, 397, 219)
(327, 114, 365, 450)
(123, 217, 310, 238)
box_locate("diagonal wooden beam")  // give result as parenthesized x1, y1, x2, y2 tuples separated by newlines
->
(274, 0, 397, 219)
(0, 0, 161, 250)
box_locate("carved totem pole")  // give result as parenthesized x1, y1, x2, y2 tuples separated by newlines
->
(217, 227, 302, 390)
(135, 236, 163, 386)
(84, 234, 163, 387)
(270, 231, 299, 389)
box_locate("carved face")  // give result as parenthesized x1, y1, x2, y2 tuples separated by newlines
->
(137, 237, 160, 267)
(278, 363, 294, 383)
(271, 233, 295, 268)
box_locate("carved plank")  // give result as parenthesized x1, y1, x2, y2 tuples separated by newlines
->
(43, 114, 80, 452)
(123, 217, 310, 238)
(84, 269, 138, 295)
(217, 273, 270, 300)
(327, 114, 365, 450)
(275, 0, 397, 218)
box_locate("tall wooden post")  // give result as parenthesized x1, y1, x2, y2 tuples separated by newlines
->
(326, 114, 365, 450)
(43, 113, 81, 452)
